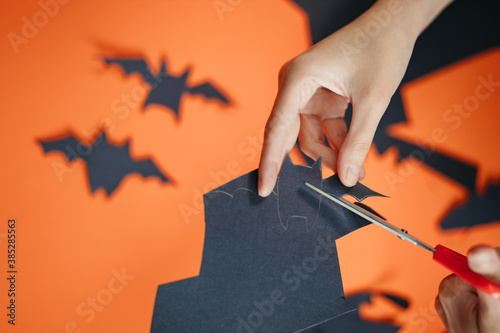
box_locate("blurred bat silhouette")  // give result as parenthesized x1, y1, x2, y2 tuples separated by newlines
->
(39, 131, 170, 196)
(102, 57, 230, 118)
(306, 291, 408, 333)
(441, 183, 500, 229)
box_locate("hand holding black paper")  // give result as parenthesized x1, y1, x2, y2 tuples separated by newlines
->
(257, 0, 454, 195)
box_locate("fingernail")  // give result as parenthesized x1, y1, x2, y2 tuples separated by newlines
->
(258, 178, 271, 197)
(344, 165, 359, 187)
(259, 186, 271, 197)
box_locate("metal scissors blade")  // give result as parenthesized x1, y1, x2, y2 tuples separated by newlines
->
(304, 181, 435, 253)
(304, 181, 500, 299)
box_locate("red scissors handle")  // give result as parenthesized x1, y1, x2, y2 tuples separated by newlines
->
(433, 245, 500, 300)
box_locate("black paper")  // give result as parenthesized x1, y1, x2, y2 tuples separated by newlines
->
(151, 156, 386, 332)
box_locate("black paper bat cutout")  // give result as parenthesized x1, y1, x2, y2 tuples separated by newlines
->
(102, 58, 230, 118)
(293, 0, 500, 192)
(440, 183, 500, 229)
(151, 156, 387, 332)
(305, 291, 408, 333)
(38, 131, 170, 195)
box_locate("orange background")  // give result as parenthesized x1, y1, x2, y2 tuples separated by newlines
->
(1, 1, 499, 332)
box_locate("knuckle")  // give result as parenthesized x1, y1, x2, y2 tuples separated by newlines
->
(265, 115, 290, 138)
(278, 58, 296, 80)
(438, 274, 459, 302)
(281, 55, 314, 82)
(300, 141, 314, 155)
(434, 296, 445, 318)
(278, 61, 291, 81)
(332, 129, 347, 143)
(347, 141, 371, 159)
(434, 296, 442, 311)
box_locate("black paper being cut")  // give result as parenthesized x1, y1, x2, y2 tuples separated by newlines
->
(151, 156, 386, 332)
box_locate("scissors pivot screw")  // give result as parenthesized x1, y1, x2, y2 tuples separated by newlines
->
(397, 229, 408, 240)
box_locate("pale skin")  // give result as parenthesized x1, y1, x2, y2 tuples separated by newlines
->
(258, 0, 499, 331)
(258, 0, 453, 195)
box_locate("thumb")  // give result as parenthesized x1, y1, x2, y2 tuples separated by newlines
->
(337, 100, 385, 187)
(468, 245, 500, 284)
(468, 245, 500, 331)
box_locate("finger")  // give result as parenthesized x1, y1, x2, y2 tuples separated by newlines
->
(299, 114, 338, 170)
(437, 273, 479, 333)
(337, 99, 386, 186)
(322, 117, 347, 152)
(258, 73, 313, 197)
(468, 246, 500, 284)
(467, 245, 500, 332)
(322, 117, 366, 179)
(259, 112, 300, 197)
(434, 295, 450, 332)
(359, 165, 366, 180)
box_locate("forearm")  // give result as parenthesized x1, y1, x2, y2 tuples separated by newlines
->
(357, 0, 455, 42)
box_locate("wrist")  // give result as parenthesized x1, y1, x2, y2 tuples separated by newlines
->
(364, 0, 454, 42)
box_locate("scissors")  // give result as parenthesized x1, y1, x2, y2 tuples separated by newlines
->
(304, 181, 500, 300)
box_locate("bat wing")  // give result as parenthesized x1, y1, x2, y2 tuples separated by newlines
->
(322, 174, 387, 201)
(102, 58, 153, 82)
(39, 135, 85, 162)
(440, 183, 500, 229)
(379, 292, 409, 309)
(188, 82, 229, 104)
(129, 159, 170, 183)
(390, 137, 477, 191)
(312, 291, 407, 333)
(87, 158, 170, 196)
